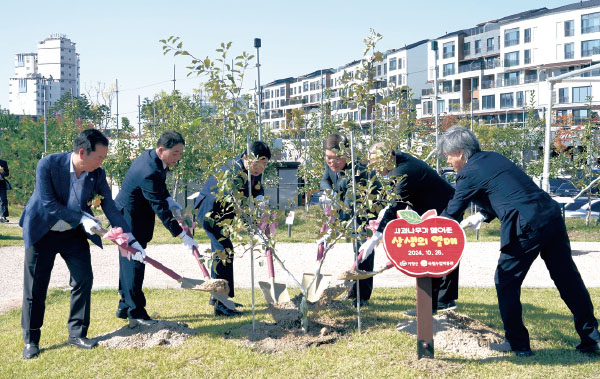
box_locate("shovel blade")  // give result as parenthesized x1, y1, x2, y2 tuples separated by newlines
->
(259, 281, 291, 304)
(302, 273, 333, 303)
(179, 277, 205, 289)
(211, 292, 237, 311)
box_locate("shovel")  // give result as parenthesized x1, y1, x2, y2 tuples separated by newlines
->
(257, 217, 290, 304)
(94, 227, 204, 289)
(302, 221, 333, 303)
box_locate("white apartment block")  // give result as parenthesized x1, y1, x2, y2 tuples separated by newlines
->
(258, 40, 428, 133)
(8, 34, 80, 116)
(419, 0, 600, 128)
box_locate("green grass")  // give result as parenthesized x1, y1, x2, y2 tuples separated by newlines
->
(1, 288, 598, 378)
(3, 204, 600, 247)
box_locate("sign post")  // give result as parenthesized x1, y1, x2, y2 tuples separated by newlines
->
(382, 209, 465, 359)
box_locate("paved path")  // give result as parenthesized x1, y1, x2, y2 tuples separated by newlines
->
(2, 241, 600, 314)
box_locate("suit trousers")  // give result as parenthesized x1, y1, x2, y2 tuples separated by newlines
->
(21, 227, 92, 343)
(347, 239, 375, 302)
(0, 181, 8, 217)
(203, 220, 235, 298)
(432, 265, 460, 310)
(496, 219, 599, 351)
(117, 240, 150, 319)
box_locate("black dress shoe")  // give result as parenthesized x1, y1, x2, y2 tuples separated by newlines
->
(116, 309, 128, 319)
(23, 343, 40, 359)
(351, 299, 369, 308)
(437, 300, 457, 311)
(128, 318, 158, 328)
(68, 337, 98, 349)
(577, 341, 600, 353)
(214, 302, 242, 317)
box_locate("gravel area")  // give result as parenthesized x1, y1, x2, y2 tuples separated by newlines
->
(2, 241, 600, 314)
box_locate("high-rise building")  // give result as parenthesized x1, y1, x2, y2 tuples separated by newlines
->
(8, 34, 80, 116)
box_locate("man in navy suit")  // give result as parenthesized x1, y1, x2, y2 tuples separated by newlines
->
(439, 126, 599, 356)
(115, 131, 199, 325)
(0, 155, 10, 222)
(195, 141, 270, 316)
(362, 142, 460, 315)
(319, 133, 380, 308)
(19, 129, 141, 359)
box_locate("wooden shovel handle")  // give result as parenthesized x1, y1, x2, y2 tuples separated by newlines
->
(192, 246, 211, 279)
(144, 256, 183, 282)
(266, 247, 275, 279)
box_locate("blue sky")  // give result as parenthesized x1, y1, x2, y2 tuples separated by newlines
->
(1, 0, 572, 120)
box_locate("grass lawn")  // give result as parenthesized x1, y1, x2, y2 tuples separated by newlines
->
(2, 204, 600, 247)
(1, 288, 598, 377)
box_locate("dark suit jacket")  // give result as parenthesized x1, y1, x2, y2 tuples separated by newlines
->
(377, 152, 455, 233)
(320, 160, 380, 223)
(0, 159, 10, 189)
(19, 152, 130, 249)
(441, 151, 561, 250)
(195, 153, 264, 225)
(115, 149, 183, 245)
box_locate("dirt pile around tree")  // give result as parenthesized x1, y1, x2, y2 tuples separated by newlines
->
(97, 320, 196, 349)
(396, 311, 505, 358)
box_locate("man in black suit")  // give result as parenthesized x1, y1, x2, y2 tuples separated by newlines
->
(439, 126, 600, 356)
(115, 131, 199, 326)
(362, 142, 460, 314)
(319, 133, 380, 308)
(195, 141, 271, 316)
(19, 129, 140, 359)
(0, 155, 10, 222)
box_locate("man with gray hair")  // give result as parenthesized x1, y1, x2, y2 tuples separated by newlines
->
(439, 125, 599, 356)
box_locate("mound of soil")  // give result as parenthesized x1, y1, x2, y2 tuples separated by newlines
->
(396, 311, 505, 358)
(267, 301, 303, 329)
(97, 320, 196, 349)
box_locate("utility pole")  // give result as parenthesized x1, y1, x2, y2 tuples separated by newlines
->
(431, 41, 440, 172)
(137, 95, 141, 138)
(173, 64, 176, 92)
(115, 79, 119, 133)
(255, 38, 263, 141)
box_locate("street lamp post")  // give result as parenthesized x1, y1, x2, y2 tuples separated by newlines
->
(431, 41, 440, 172)
(41, 75, 53, 156)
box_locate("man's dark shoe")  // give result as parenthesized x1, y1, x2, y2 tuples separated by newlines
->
(115, 309, 128, 319)
(514, 349, 534, 357)
(490, 340, 533, 356)
(128, 318, 158, 328)
(403, 308, 437, 317)
(210, 296, 242, 308)
(0, 217, 8, 223)
(437, 300, 457, 311)
(68, 337, 97, 349)
(23, 343, 40, 359)
(577, 341, 600, 353)
(214, 302, 242, 317)
(351, 299, 369, 308)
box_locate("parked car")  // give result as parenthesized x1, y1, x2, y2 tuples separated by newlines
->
(564, 198, 600, 219)
(549, 178, 569, 194)
(555, 182, 579, 197)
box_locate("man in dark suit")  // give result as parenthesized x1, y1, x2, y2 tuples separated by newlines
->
(115, 131, 199, 326)
(0, 155, 10, 222)
(19, 129, 140, 359)
(361, 142, 460, 314)
(319, 133, 380, 308)
(439, 126, 600, 356)
(195, 141, 271, 316)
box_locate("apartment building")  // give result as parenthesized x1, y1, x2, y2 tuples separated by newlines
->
(257, 41, 428, 133)
(8, 34, 80, 116)
(419, 0, 600, 127)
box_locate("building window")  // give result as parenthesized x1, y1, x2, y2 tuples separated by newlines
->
(573, 86, 591, 102)
(500, 93, 514, 108)
(562, 43, 574, 60)
(303, 82, 308, 92)
(504, 51, 520, 67)
(582, 12, 600, 34)
(389, 58, 397, 71)
(482, 95, 495, 110)
(443, 41, 455, 59)
(504, 28, 520, 47)
(377, 65, 382, 76)
(524, 49, 531, 64)
(558, 88, 569, 103)
(582, 40, 600, 57)
(442, 81, 452, 93)
(504, 71, 520, 86)
(516, 91, 524, 107)
(18, 79, 27, 93)
(486, 37, 495, 52)
(423, 101, 432, 115)
(573, 109, 589, 124)
(449, 99, 460, 112)
(280, 86, 285, 96)
(463, 42, 470, 56)
(565, 20, 575, 36)
(17, 54, 24, 67)
(437, 100, 445, 113)
(383, 63, 387, 75)
(475, 40, 481, 54)
(524, 28, 531, 43)
(275, 89, 279, 97)
(389, 75, 397, 85)
(443, 63, 455, 76)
